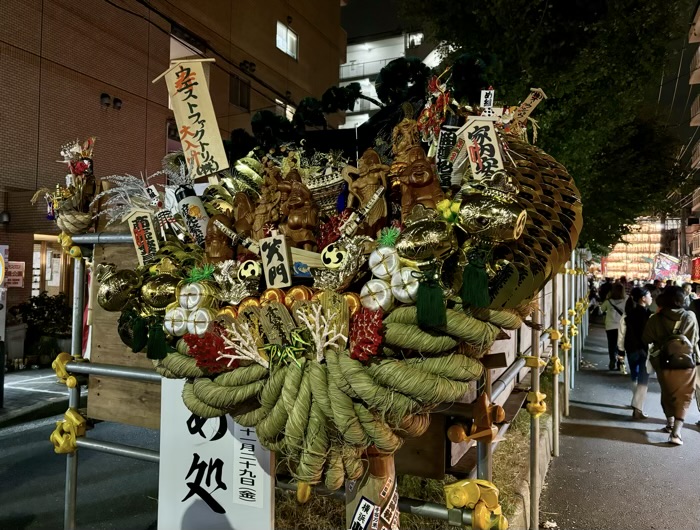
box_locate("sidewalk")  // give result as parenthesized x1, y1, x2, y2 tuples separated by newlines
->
(540, 323, 700, 530)
(0, 368, 82, 427)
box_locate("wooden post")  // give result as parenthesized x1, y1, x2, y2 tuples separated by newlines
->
(345, 447, 399, 530)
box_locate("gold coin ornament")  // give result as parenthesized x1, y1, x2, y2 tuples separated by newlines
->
(97, 66, 582, 501)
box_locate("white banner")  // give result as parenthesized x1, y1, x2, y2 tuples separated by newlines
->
(164, 60, 229, 180)
(158, 378, 274, 530)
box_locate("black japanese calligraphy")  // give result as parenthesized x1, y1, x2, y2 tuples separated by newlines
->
(186, 414, 227, 442)
(182, 454, 227, 514)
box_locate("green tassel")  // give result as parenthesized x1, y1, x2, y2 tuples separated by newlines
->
(417, 270, 446, 328)
(461, 261, 491, 308)
(131, 316, 148, 353)
(147, 322, 168, 360)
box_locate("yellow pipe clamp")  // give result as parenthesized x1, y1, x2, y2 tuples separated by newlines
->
(50, 408, 86, 454)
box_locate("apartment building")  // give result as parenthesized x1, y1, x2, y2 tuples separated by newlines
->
(0, 0, 346, 309)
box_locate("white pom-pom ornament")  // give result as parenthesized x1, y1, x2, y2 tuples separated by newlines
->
(368, 247, 400, 280)
(391, 267, 420, 304)
(360, 279, 394, 312)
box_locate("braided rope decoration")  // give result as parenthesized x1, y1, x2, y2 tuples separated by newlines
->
(152, 305, 526, 490)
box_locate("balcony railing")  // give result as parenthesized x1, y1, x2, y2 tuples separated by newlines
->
(340, 56, 403, 80)
(692, 141, 700, 170)
(691, 7, 700, 43)
(348, 98, 380, 114)
(691, 48, 700, 84)
(692, 95, 700, 126)
(692, 188, 700, 213)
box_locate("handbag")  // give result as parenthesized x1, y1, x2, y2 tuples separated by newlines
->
(660, 315, 696, 370)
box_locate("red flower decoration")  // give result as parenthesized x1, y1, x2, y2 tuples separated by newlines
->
(70, 160, 89, 176)
(183, 330, 238, 374)
(349, 307, 384, 362)
(318, 210, 351, 250)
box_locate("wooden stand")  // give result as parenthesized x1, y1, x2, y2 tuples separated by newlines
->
(345, 447, 399, 530)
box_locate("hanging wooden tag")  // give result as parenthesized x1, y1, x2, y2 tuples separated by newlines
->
(124, 208, 160, 266)
(259, 232, 293, 288)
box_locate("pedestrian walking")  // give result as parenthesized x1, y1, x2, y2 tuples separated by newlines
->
(617, 287, 652, 418)
(682, 282, 694, 310)
(687, 297, 700, 426)
(600, 283, 627, 371)
(642, 286, 699, 445)
(599, 278, 613, 302)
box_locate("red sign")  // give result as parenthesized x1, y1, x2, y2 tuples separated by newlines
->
(692, 258, 700, 281)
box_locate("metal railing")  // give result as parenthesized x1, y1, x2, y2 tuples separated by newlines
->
(56, 233, 589, 530)
(340, 56, 403, 80)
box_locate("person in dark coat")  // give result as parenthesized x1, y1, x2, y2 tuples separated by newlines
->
(622, 287, 652, 419)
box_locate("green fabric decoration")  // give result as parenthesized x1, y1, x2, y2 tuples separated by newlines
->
(187, 264, 215, 284)
(131, 315, 148, 353)
(378, 226, 401, 248)
(416, 269, 446, 328)
(146, 321, 168, 360)
(461, 248, 491, 308)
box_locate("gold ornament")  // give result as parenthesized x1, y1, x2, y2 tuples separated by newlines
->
(261, 288, 286, 306)
(96, 264, 142, 312)
(140, 274, 179, 312)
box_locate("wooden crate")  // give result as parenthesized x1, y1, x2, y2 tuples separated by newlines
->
(87, 241, 161, 429)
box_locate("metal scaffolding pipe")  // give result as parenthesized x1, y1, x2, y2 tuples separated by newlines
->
(551, 275, 560, 457)
(64, 384, 80, 530)
(569, 251, 576, 388)
(66, 361, 162, 383)
(70, 233, 133, 245)
(76, 438, 160, 463)
(71, 259, 85, 360)
(276, 480, 474, 526)
(491, 357, 527, 402)
(476, 370, 493, 481)
(562, 262, 570, 417)
(529, 294, 541, 530)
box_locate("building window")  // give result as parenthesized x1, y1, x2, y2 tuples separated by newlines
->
(405, 31, 424, 50)
(276, 21, 298, 59)
(274, 99, 296, 121)
(230, 75, 251, 111)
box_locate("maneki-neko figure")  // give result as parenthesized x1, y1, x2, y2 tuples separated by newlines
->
(398, 146, 445, 221)
(280, 181, 319, 251)
(343, 149, 389, 236)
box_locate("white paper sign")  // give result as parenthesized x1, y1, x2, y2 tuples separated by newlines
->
(158, 378, 275, 530)
(6, 261, 25, 288)
(456, 116, 506, 182)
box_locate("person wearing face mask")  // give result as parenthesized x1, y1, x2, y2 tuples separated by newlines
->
(618, 287, 652, 419)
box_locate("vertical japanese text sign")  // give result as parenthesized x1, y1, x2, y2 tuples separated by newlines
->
(512, 88, 547, 126)
(124, 209, 160, 266)
(260, 233, 293, 288)
(457, 116, 506, 183)
(162, 60, 230, 181)
(158, 378, 275, 530)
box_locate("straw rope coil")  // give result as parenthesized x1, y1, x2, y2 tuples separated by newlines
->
(153, 304, 515, 488)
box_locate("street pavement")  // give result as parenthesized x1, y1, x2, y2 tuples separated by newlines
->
(0, 368, 86, 427)
(541, 322, 700, 530)
(0, 415, 159, 529)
